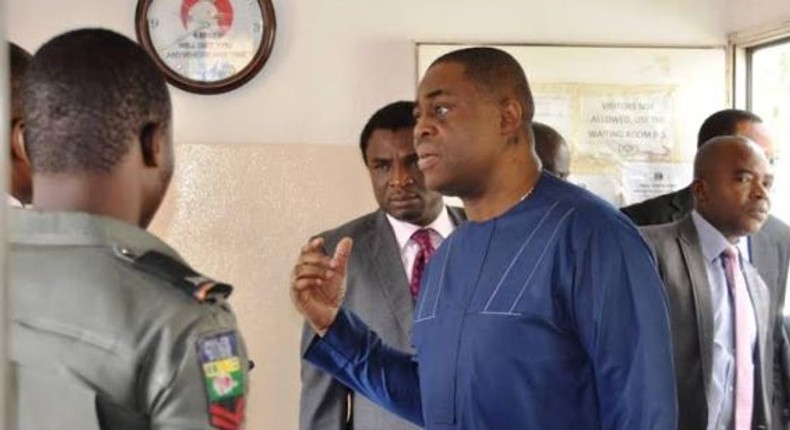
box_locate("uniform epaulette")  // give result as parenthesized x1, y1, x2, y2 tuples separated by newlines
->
(114, 245, 233, 303)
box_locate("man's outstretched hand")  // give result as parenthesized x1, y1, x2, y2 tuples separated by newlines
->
(290, 237, 353, 336)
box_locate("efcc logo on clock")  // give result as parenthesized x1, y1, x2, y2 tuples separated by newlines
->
(181, 0, 234, 38)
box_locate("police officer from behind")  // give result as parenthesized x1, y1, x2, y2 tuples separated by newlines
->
(11, 29, 248, 430)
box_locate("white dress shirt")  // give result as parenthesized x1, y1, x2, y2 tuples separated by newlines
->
(692, 210, 757, 430)
(386, 207, 456, 284)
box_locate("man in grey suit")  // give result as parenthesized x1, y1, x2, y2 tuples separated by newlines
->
(622, 109, 790, 425)
(641, 136, 775, 429)
(622, 109, 790, 316)
(298, 101, 464, 430)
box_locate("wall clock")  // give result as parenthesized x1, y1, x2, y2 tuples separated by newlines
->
(136, 0, 276, 94)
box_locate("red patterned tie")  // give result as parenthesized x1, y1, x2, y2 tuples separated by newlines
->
(722, 246, 755, 430)
(409, 229, 435, 300)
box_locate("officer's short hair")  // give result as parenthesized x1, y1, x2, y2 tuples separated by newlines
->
(533, 122, 565, 153)
(22, 28, 171, 174)
(9, 42, 32, 120)
(359, 101, 415, 163)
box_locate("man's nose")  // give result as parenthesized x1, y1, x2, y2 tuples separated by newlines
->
(751, 179, 770, 201)
(414, 115, 435, 144)
(390, 163, 413, 187)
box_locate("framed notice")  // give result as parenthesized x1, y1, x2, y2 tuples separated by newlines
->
(416, 43, 726, 206)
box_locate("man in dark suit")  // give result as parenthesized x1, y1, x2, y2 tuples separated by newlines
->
(298, 101, 464, 430)
(641, 136, 775, 429)
(533, 121, 570, 181)
(623, 109, 790, 426)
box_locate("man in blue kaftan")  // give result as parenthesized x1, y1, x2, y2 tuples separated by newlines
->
(291, 47, 677, 430)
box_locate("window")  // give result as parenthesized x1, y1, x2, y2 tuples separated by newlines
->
(732, 26, 790, 313)
(747, 38, 790, 226)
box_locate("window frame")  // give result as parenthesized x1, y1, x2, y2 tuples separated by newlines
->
(730, 21, 790, 314)
(729, 21, 790, 109)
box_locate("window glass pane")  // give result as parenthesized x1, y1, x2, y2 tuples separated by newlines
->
(750, 41, 790, 226)
(749, 40, 790, 313)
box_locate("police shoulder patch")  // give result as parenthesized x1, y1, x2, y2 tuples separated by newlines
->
(197, 331, 245, 430)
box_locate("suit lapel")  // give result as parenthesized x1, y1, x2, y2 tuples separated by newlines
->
(368, 208, 465, 339)
(447, 206, 467, 226)
(678, 216, 716, 390)
(749, 226, 778, 310)
(743, 264, 772, 424)
(670, 187, 694, 222)
(745, 255, 771, 355)
(370, 211, 414, 338)
(751, 226, 772, 271)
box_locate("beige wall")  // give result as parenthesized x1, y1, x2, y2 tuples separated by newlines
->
(6, 0, 784, 428)
(149, 142, 374, 429)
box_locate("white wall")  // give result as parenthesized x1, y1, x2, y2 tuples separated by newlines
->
(725, 0, 790, 33)
(9, 0, 726, 148)
(6, 0, 741, 428)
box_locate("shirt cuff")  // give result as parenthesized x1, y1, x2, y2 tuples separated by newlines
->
(303, 308, 368, 371)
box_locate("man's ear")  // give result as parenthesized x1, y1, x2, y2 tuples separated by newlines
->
(499, 98, 523, 137)
(691, 179, 707, 204)
(10, 119, 30, 165)
(139, 122, 164, 168)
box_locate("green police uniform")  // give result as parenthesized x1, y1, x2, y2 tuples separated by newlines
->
(10, 209, 249, 430)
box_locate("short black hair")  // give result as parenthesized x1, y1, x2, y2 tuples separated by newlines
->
(533, 122, 565, 151)
(23, 28, 171, 174)
(533, 122, 569, 177)
(9, 42, 32, 120)
(431, 47, 534, 128)
(359, 100, 415, 162)
(697, 109, 762, 148)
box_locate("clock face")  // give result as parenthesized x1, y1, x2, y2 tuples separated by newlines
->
(137, 0, 275, 93)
